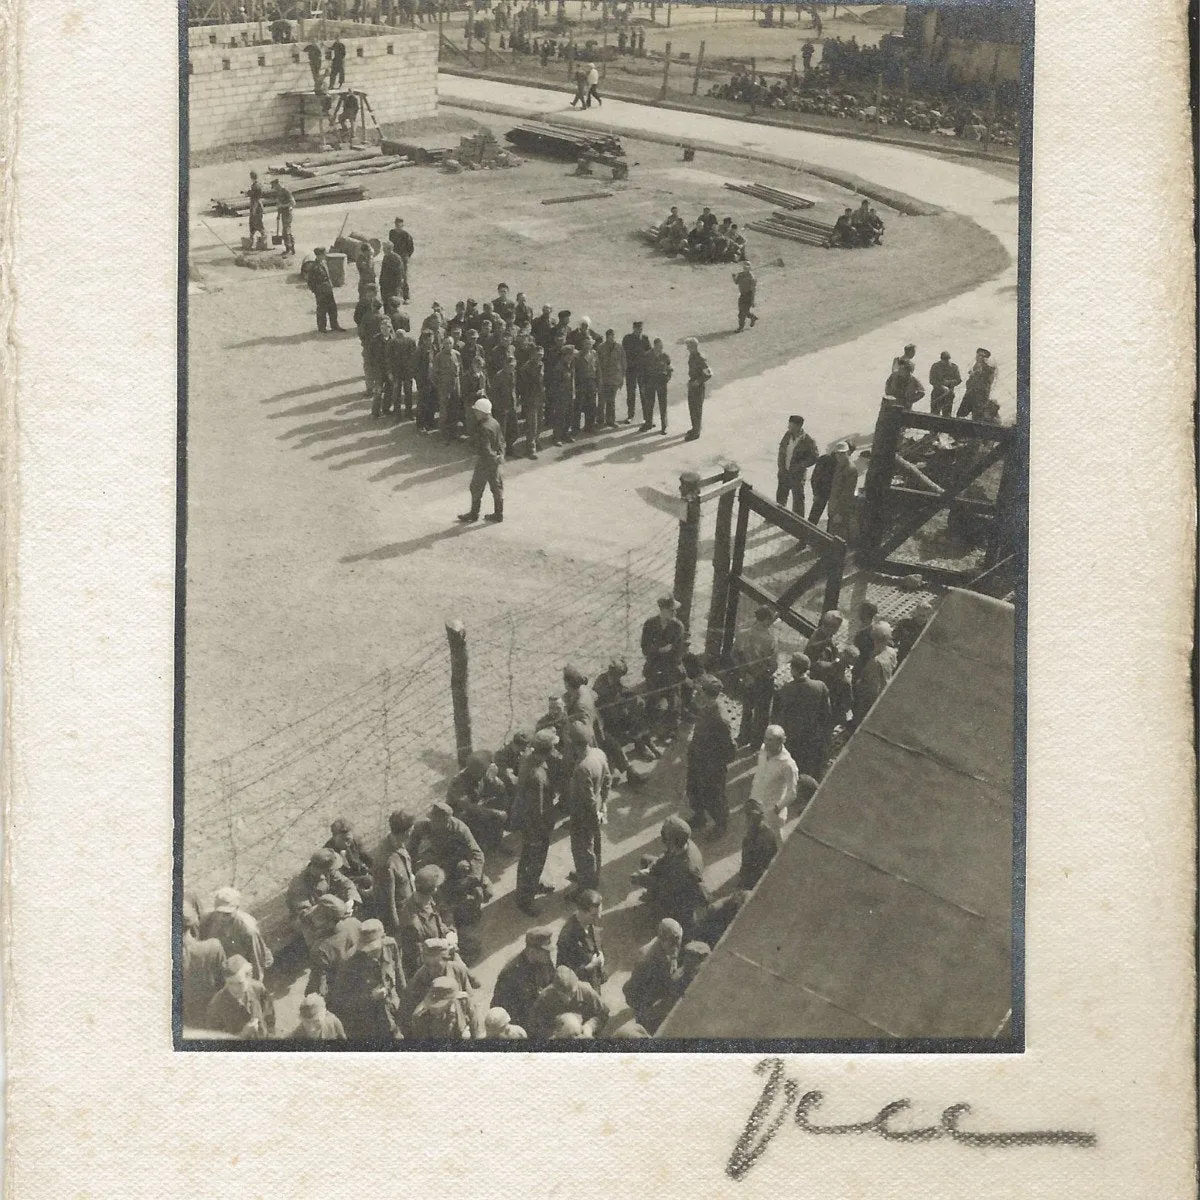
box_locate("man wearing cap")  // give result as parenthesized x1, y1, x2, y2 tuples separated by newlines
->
(621, 320, 651, 424)
(204, 955, 276, 1039)
(738, 796, 780, 890)
(492, 927, 557, 1030)
(400, 937, 480, 1036)
(446, 750, 510, 851)
(286, 993, 347, 1040)
(395, 863, 458, 978)
(928, 351, 962, 416)
(562, 664, 604, 746)
(307, 248, 343, 332)
(733, 604, 779, 749)
(638, 337, 673, 434)
(574, 332, 600, 434)
(376, 810, 417, 938)
(388, 217, 414, 298)
(555, 888, 605, 990)
(892, 600, 934, 663)
(749, 724, 800, 836)
(596, 328, 626, 429)
(640, 596, 687, 733)
(683, 338, 712, 442)
(516, 343, 546, 458)
(433, 335, 463, 440)
(199, 886, 274, 981)
(623, 918, 682, 1033)
(732, 261, 758, 331)
(773, 652, 832, 779)
(957, 348, 998, 419)
(409, 800, 487, 889)
(182, 898, 227, 1028)
(685, 676, 738, 836)
(528, 964, 610, 1040)
(409, 976, 474, 1039)
(672, 940, 712, 1001)
(327, 918, 405, 1040)
(286, 849, 362, 947)
(594, 656, 654, 763)
(632, 817, 710, 935)
(883, 358, 925, 410)
(776, 415, 819, 515)
(484, 1007, 528, 1039)
(513, 729, 561, 915)
(325, 817, 375, 903)
(824, 442, 859, 542)
(546, 340, 578, 446)
(271, 178, 295, 255)
(457, 397, 506, 524)
(566, 731, 611, 896)
(305, 894, 362, 1000)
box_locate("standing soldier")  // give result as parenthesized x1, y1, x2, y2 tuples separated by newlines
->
(328, 919, 405, 1041)
(928, 350, 963, 417)
(433, 336, 462, 439)
(378, 241, 405, 307)
(685, 675, 738, 836)
(270, 178, 296, 255)
(574, 335, 600, 434)
(388, 217, 415, 301)
(247, 170, 266, 250)
(773, 652, 832, 779)
(388, 320, 417, 419)
(517, 344, 546, 459)
(548, 342, 578, 446)
(596, 328, 626, 429)
(639, 337, 673, 435)
(306, 247, 343, 333)
(733, 261, 758, 331)
(368, 301, 395, 419)
(640, 595, 687, 734)
(414, 328, 438, 432)
(457, 397, 506, 524)
(565, 732, 610, 898)
(684, 337, 712, 441)
(621, 319, 650, 424)
(957, 348, 998, 418)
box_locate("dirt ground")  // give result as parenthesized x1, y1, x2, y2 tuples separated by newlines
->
(184, 99, 1014, 1032)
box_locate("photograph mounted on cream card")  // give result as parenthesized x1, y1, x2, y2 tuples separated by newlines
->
(178, 0, 1029, 1047)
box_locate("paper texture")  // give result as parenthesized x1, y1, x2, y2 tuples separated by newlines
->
(2, 0, 1195, 1194)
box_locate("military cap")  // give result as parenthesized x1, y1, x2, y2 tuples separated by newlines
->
(557, 309, 571, 320)
(533, 728, 560, 750)
(213, 886, 241, 911)
(329, 816, 352, 835)
(660, 815, 691, 842)
(316, 894, 349, 916)
(790, 652, 811, 673)
(428, 975, 467, 1000)
(298, 994, 326, 1015)
(414, 864, 445, 891)
(358, 919, 385, 948)
(310, 848, 340, 869)
(222, 954, 251, 978)
(421, 937, 452, 955)
(525, 926, 555, 948)
(562, 664, 587, 687)
(683, 940, 711, 960)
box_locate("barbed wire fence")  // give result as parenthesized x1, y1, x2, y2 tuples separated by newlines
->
(183, 487, 723, 911)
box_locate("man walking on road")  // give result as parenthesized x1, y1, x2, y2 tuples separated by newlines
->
(684, 337, 712, 441)
(733, 262, 758, 331)
(458, 397, 506, 524)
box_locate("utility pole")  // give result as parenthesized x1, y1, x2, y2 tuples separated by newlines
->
(692, 38, 705, 94)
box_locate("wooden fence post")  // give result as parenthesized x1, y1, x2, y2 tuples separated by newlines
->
(666, 0, 672, 26)
(721, 484, 752, 659)
(445, 619, 473, 766)
(749, 55, 757, 114)
(657, 40, 672, 99)
(674, 470, 703, 629)
(704, 463, 740, 662)
(692, 39, 705, 94)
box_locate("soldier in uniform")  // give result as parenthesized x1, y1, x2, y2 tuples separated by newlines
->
(957, 347, 998, 418)
(513, 729, 561, 914)
(394, 863, 456, 979)
(388, 217, 414, 299)
(733, 261, 758, 330)
(457, 397, 506, 524)
(378, 242, 405, 306)
(375, 810, 416, 938)
(528, 965, 610, 1039)
(684, 337, 712, 441)
(883, 358, 925, 410)
(491, 926, 557, 1030)
(270, 178, 296, 254)
(324, 816, 375, 903)
(490, 348, 519, 452)
(409, 976, 473, 1039)
(433, 336, 462, 439)
(639, 338, 673, 434)
(414, 328, 438, 432)
(182, 899, 226, 1028)
(408, 801, 487, 886)
(596, 328, 626, 428)
(204, 955, 276, 1039)
(304, 894, 362, 1001)
(547, 342, 578, 446)
(388, 320, 417, 419)
(286, 848, 362, 949)
(555, 888, 605, 990)
(328, 918, 405, 1040)
(738, 797, 780, 890)
(565, 734, 610, 897)
(685, 675, 738, 836)
(199, 886, 273, 981)
(446, 749, 510, 851)
(574, 335, 600, 434)
(622, 918, 682, 1033)
(247, 170, 267, 250)
(928, 350, 963, 417)
(399, 937, 480, 1036)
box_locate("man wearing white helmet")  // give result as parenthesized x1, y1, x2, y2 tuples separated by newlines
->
(457, 396, 506, 525)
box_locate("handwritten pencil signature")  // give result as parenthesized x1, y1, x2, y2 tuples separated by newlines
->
(728, 1058, 1098, 1182)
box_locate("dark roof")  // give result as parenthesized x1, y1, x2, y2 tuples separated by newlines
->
(658, 588, 1014, 1040)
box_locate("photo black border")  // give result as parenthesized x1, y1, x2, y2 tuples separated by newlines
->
(173, 0, 1034, 1054)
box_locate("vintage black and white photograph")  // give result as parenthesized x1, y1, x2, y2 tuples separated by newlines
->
(179, 0, 1028, 1046)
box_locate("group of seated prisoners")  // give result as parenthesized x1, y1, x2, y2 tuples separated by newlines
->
(832, 199, 886, 248)
(653, 206, 749, 263)
(183, 590, 939, 1041)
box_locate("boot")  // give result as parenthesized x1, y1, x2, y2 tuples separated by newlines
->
(484, 500, 504, 523)
(457, 509, 479, 523)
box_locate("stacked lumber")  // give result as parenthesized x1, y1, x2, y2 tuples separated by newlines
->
(505, 123, 624, 161)
(724, 181, 817, 209)
(382, 135, 457, 164)
(744, 210, 836, 248)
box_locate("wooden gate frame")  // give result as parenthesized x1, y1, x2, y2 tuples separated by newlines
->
(707, 481, 847, 661)
(859, 403, 1023, 585)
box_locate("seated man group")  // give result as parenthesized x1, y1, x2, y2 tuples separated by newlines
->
(832, 199, 886, 248)
(655, 206, 748, 263)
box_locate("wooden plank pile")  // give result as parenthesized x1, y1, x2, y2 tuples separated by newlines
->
(271, 146, 412, 180)
(382, 135, 457, 164)
(210, 175, 369, 216)
(744, 210, 837, 248)
(505, 123, 624, 162)
(724, 181, 817, 209)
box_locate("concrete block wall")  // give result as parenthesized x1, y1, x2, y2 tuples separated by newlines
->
(188, 31, 438, 153)
(187, 19, 387, 49)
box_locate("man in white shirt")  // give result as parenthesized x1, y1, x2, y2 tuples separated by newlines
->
(748, 725, 799, 837)
(585, 62, 602, 108)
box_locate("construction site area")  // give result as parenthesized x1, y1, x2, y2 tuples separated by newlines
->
(182, 13, 1023, 1043)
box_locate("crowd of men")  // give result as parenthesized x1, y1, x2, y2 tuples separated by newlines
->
(831, 199, 886, 248)
(653, 205, 749, 263)
(882, 341, 1000, 422)
(184, 550, 941, 1041)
